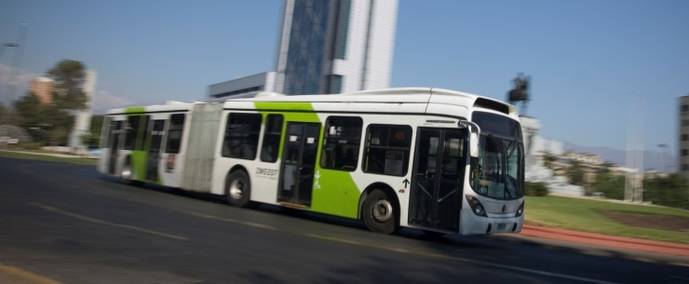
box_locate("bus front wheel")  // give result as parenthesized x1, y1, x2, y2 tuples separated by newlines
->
(362, 189, 398, 234)
(226, 170, 251, 207)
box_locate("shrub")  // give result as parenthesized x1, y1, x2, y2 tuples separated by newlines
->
(525, 182, 549, 196)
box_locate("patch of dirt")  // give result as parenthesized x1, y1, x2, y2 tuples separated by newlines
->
(598, 210, 689, 231)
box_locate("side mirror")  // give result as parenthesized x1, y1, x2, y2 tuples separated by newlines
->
(458, 121, 481, 158)
(470, 131, 479, 157)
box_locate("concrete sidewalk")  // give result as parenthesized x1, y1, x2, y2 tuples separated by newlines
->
(521, 224, 689, 258)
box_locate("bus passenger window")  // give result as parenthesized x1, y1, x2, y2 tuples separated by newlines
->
(321, 116, 363, 171)
(363, 124, 412, 176)
(260, 114, 283, 163)
(165, 114, 186, 154)
(124, 115, 141, 150)
(223, 113, 262, 160)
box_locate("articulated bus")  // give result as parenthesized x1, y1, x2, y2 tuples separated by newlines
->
(98, 88, 525, 235)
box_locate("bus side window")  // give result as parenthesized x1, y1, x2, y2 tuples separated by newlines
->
(124, 115, 141, 150)
(222, 113, 262, 160)
(100, 116, 111, 149)
(321, 116, 363, 171)
(165, 114, 186, 154)
(260, 114, 283, 163)
(363, 124, 412, 176)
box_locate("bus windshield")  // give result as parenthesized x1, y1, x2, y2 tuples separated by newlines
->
(471, 112, 524, 200)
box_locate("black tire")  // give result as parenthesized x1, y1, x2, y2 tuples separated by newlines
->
(362, 189, 398, 234)
(226, 170, 251, 207)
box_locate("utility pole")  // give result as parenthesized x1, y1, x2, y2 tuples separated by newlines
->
(625, 98, 644, 203)
(4, 23, 27, 107)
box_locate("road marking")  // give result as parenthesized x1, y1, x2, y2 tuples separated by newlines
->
(303, 232, 617, 284)
(182, 210, 617, 284)
(0, 263, 62, 284)
(29, 202, 189, 241)
(184, 211, 278, 231)
(13, 163, 617, 284)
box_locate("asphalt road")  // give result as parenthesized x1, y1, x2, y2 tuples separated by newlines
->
(1, 157, 688, 284)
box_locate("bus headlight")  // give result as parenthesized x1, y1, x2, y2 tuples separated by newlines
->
(465, 195, 487, 217)
(515, 201, 524, 217)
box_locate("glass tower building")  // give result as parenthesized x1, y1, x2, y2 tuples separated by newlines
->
(208, 0, 397, 100)
(275, 0, 398, 95)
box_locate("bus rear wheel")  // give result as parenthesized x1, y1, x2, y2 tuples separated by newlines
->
(226, 170, 251, 207)
(362, 189, 398, 234)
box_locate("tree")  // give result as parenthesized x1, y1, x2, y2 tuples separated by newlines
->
(566, 160, 585, 186)
(48, 59, 88, 110)
(543, 153, 557, 169)
(0, 103, 20, 125)
(591, 171, 625, 199)
(82, 115, 104, 148)
(14, 92, 74, 145)
(644, 174, 689, 210)
(13, 59, 88, 146)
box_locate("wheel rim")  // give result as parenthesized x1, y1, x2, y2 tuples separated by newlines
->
(121, 165, 132, 180)
(372, 199, 393, 222)
(229, 179, 244, 200)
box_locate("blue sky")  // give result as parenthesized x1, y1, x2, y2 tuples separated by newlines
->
(1, 0, 688, 154)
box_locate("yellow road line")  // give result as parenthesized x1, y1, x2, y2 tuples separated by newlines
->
(0, 264, 61, 284)
(28, 202, 189, 241)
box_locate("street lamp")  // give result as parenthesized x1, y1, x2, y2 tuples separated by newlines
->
(657, 144, 670, 172)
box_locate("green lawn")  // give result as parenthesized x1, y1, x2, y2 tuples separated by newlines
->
(0, 150, 97, 165)
(526, 196, 689, 244)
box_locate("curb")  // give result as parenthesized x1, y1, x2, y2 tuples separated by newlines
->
(521, 224, 689, 258)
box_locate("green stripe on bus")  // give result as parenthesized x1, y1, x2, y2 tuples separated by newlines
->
(125, 106, 146, 114)
(254, 101, 360, 219)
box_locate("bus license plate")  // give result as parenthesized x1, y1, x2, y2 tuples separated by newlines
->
(496, 223, 507, 231)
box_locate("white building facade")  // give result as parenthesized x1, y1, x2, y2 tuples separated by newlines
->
(68, 70, 96, 153)
(208, 0, 398, 100)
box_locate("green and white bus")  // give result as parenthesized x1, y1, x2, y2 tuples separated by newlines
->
(98, 88, 525, 235)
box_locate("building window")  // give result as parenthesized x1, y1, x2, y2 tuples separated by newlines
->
(683, 134, 689, 141)
(682, 105, 689, 112)
(223, 113, 262, 160)
(321, 116, 363, 171)
(327, 75, 343, 94)
(682, 149, 688, 156)
(165, 114, 186, 154)
(283, 0, 331, 95)
(363, 124, 413, 176)
(124, 115, 141, 150)
(260, 114, 284, 163)
(333, 0, 351, 59)
(683, 164, 689, 171)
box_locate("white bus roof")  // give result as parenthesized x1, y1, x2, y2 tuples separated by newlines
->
(105, 87, 519, 120)
(228, 87, 519, 120)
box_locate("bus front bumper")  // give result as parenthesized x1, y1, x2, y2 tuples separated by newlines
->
(459, 209, 524, 235)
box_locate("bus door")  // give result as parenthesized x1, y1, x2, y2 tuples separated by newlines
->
(145, 119, 166, 181)
(278, 122, 320, 206)
(409, 128, 468, 232)
(108, 120, 123, 175)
